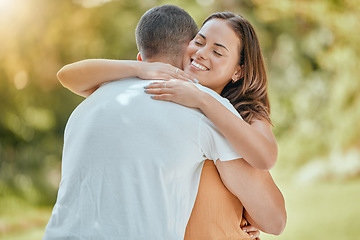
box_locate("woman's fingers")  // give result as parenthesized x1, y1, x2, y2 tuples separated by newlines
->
(242, 225, 260, 239)
(247, 231, 260, 239)
(143, 79, 202, 108)
(142, 62, 198, 83)
(150, 94, 172, 101)
(144, 81, 170, 90)
(144, 87, 171, 95)
(173, 68, 198, 83)
(144, 81, 174, 96)
(144, 81, 180, 103)
(159, 65, 197, 83)
(143, 83, 173, 102)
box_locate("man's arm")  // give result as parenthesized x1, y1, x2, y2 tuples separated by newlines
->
(215, 158, 287, 235)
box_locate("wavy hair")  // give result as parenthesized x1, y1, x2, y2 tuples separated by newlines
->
(203, 12, 271, 124)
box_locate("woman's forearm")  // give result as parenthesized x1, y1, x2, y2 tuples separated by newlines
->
(57, 59, 139, 97)
(198, 92, 278, 170)
(216, 159, 287, 235)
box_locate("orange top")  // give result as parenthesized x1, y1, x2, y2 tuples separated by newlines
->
(184, 160, 251, 240)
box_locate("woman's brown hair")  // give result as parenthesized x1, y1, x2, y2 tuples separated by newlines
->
(203, 12, 271, 125)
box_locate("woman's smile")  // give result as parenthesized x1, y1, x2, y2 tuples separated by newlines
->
(190, 59, 209, 71)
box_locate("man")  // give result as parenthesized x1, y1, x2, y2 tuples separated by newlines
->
(43, 5, 285, 240)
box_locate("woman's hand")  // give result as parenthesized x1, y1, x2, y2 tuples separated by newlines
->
(242, 224, 261, 239)
(144, 80, 204, 108)
(137, 62, 198, 83)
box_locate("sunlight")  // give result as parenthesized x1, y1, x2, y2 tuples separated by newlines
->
(0, 0, 30, 25)
(196, 0, 214, 7)
(14, 70, 28, 90)
(73, 0, 113, 8)
(0, 0, 16, 15)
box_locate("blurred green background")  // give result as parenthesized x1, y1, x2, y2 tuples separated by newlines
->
(0, 0, 359, 239)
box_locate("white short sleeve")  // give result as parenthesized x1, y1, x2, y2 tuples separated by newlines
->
(199, 115, 241, 163)
(195, 84, 243, 163)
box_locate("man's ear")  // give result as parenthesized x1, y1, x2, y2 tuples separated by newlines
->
(231, 65, 244, 83)
(137, 52, 143, 61)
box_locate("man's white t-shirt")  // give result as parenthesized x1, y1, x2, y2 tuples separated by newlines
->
(43, 78, 242, 240)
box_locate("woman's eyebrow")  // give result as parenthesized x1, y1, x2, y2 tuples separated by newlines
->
(198, 33, 206, 40)
(198, 33, 228, 52)
(215, 43, 228, 52)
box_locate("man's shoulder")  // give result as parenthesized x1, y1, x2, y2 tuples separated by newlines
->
(99, 77, 145, 88)
(91, 78, 149, 96)
(195, 84, 241, 118)
(70, 78, 147, 115)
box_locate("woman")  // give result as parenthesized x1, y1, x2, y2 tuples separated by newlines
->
(58, 12, 285, 238)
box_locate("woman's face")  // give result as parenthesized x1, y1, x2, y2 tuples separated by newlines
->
(183, 19, 242, 94)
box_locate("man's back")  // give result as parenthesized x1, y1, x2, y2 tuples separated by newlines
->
(43, 79, 240, 240)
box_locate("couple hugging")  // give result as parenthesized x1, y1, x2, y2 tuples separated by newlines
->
(43, 4, 286, 240)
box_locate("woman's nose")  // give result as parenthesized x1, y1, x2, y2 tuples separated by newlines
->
(196, 46, 209, 60)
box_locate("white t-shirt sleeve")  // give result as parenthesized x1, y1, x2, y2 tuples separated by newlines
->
(199, 115, 241, 163)
(195, 83, 243, 163)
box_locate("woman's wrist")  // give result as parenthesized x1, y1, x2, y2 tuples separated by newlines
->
(197, 91, 213, 112)
(128, 60, 142, 78)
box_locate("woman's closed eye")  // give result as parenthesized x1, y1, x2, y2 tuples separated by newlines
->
(213, 50, 223, 56)
(194, 40, 204, 46)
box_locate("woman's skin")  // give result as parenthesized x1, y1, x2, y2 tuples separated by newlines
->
(183, 18, 242, 94)
(57, 18, 286, 235)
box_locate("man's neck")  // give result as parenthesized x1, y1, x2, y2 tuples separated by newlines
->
(146, 56, 182, 69)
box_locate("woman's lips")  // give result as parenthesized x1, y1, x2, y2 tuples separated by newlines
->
(190, 60, 209, 71)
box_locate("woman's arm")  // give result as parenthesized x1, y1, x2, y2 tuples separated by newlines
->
(216, 158, 287, 235)
(57, 59, 139, 97)
(199, 92, 278, 170)
(144, 80, 277, 170)
(57, 59, 195, 98)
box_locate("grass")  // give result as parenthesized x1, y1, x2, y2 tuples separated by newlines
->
(262, 178, 360, 240)
(0, 178, 359, 240)
(0, 196, 52, 240)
